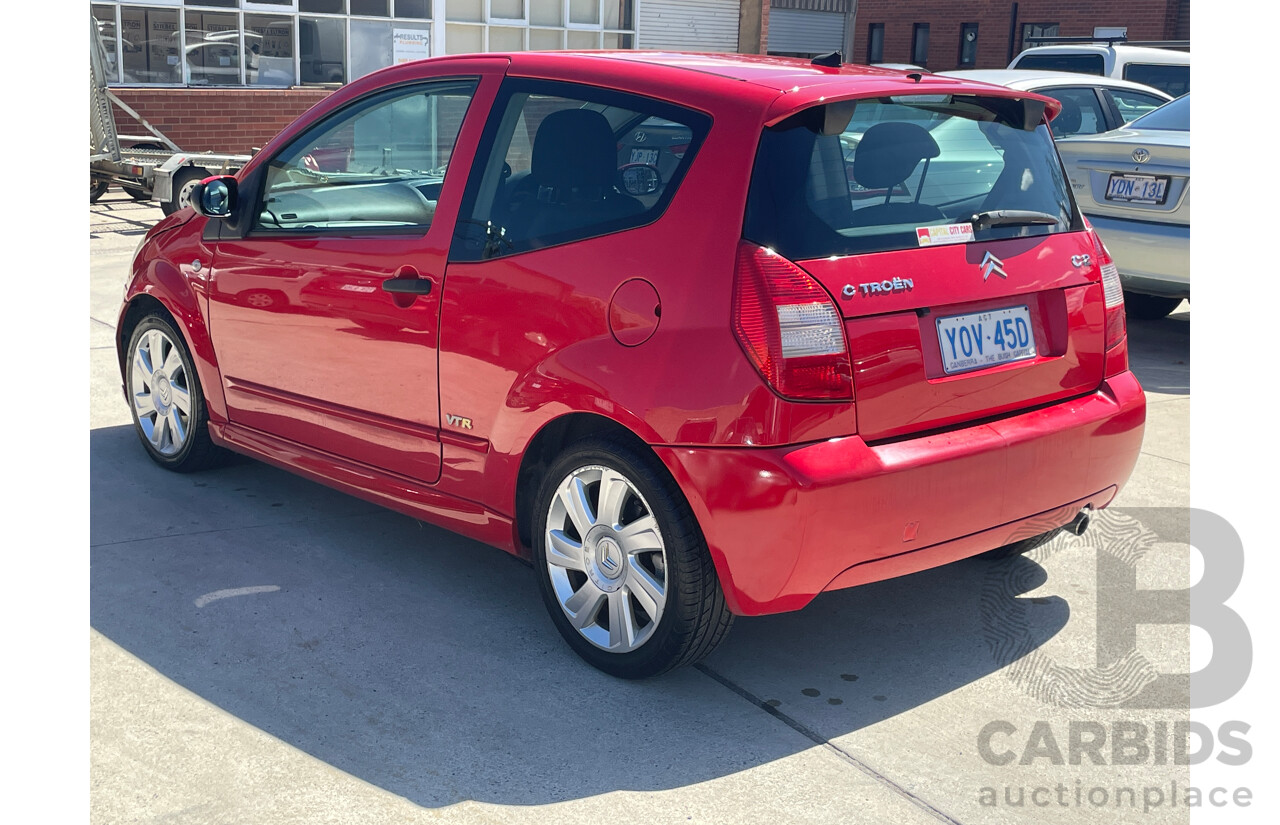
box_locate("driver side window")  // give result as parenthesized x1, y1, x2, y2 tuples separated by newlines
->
(255, 78, 478, 234)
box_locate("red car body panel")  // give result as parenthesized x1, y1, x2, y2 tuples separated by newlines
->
(117, 51, 1143, 619)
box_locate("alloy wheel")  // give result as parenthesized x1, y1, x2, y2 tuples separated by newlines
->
(544, 465, 668, 653)
(130, 328, 192, 456)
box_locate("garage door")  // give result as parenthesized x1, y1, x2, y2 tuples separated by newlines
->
(768, 8, 844, 55)
(637, 0, 740, 53)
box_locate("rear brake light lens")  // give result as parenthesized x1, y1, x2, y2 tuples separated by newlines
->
(1090, 231, 1126, 349)
(732, 242, 853, 400)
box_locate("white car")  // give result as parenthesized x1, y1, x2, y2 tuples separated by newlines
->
(1008, 44, 1189, 97)
(1055, 95, 1190, 318)
(938, 69, 1172, 139)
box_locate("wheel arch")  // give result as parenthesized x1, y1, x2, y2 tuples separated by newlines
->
(512, 412, 659, 553)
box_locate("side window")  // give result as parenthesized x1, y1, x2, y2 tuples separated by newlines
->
(1015, 54, 1105, 75)
(1122, 64, 1190, 98)
(254, 78, 478, 234)
(1041, 87, 1108, 137)
(451, 80, 710, 261)
(1104, 88, 1169, 123)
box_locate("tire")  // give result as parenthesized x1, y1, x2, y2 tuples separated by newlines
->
(532, 436, 734, 678)
(90, 177, 110, 203)
(978, 527, 1062, 561)
(123, 185, 151, 201)
(161, 168, 208, 217)
(125, 315, 225, 472)
(1124, 291, 1183, 320)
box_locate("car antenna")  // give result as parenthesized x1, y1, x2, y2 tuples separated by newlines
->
(811, 51, 842, 68)
(907, 72, 924, 82)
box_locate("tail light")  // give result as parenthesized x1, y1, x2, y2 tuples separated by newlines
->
(732, 242, 852, 401)
(1090, 230, 1126, 349)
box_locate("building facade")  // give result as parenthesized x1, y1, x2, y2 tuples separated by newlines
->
(852, 0, 1190, 72)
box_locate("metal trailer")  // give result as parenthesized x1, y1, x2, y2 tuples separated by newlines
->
(90, 17, 253, 215)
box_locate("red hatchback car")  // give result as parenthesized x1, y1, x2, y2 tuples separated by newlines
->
(117, 52, 1145, 678)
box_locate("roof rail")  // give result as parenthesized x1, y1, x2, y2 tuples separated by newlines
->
(1023, 36, 1191, 50)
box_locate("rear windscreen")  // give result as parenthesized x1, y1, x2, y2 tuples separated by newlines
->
(744, 95, 1079, 260)
(1015, 54, 1106, 75)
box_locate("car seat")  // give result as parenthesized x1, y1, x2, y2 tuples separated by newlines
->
(849, 122, 944, 225)
(506, 109, 645, 243)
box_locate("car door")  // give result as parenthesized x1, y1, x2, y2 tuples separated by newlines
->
(206, 61, 505, 484)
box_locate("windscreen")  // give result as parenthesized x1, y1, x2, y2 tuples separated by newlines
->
(744, 95, 1079, 261)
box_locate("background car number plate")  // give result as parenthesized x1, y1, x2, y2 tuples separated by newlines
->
(1105, 173, 1169, 204)
(936, 306, 1036, 375)
(629, 148, 659, 165)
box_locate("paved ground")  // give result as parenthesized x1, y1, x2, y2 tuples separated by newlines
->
(90, 192, 1192, 824)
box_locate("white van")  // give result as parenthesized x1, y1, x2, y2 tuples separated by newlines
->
(1008, 44, 1189, 97)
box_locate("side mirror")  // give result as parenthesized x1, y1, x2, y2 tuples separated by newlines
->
(190, 175, 238, 219)
(620, 163, 662, 196)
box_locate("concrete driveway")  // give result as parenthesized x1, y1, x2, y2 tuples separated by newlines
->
(90, 192, 1192, 824)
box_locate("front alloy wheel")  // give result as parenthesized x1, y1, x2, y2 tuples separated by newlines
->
(126, 315, 223, 471)
(533, 437, 733, 678)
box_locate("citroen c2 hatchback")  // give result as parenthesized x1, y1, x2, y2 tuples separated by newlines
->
(116, 52, 1146, 678)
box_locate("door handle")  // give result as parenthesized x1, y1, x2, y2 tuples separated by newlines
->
(381, 276, 433, 295)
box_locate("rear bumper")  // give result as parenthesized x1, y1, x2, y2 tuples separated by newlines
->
(655, 370, 1146, 616)
(1086, 213, 1189, 298)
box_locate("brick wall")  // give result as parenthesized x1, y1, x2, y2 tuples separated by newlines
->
(850, 1, 1186, 72)
(111, 88, 334, 154)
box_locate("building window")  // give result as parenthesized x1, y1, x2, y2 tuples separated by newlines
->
(185, 10, 241, 85)
(911, 23, 929, 67)
(245, 15, 296, 86)
(121, 6, 182, 84)
(301, 16, 346, 84)
(958, 23, 978, 67)
(95, 0, 631, 87)
(1021, 22, 1060, 50)
(867, 23, 884, 64)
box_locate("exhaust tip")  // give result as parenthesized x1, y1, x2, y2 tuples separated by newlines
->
(1066, 507, 1093, 537)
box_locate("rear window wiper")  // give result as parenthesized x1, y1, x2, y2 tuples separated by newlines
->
(969, 210, 1061, 230)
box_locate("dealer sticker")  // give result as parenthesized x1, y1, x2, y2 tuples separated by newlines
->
(916, 223, 975, 247)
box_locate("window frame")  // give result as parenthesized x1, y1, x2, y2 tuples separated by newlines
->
(957, 22, 978, 68)
(449, 77, 712, 263)
(911, 23, 929, 68)
(248, 75, 481, 239)
(866, 22, 884, 64)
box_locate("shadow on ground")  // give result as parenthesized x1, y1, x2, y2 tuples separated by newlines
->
(91, 424, 1066, 807)
(1126, 307, 1190, 396)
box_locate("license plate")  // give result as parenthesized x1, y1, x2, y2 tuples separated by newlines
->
(629, 148, 659, 165)
(1105, 173, 1169, 204)
(936, 306, 1037, 375)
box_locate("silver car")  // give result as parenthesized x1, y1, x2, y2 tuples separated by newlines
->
(1054, 95, 1190, 319)
(937, 69, 1172, 138)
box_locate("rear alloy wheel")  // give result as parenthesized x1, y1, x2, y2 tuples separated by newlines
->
(126, 315, 223, 472)
(533, 437, 733, 678)
(1124, 291, 1183, 320)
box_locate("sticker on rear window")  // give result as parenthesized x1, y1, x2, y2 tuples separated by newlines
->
(916, 223, 975, 247)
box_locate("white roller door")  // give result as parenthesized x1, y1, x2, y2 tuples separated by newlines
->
(768, 8, 844, 55)
(637, 0, 740, 53)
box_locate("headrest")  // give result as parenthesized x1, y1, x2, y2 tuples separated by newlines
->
(852, 122, 941, 190)
(1053, 101, 1082, 136)
(532, 109, 617, 190)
